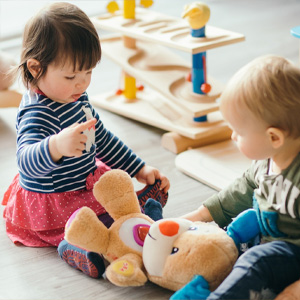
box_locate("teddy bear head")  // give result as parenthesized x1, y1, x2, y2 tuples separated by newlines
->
(143, 218, 238, 291)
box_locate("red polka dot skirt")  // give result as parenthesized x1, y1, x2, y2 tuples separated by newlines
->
(2, 161, 111, 247)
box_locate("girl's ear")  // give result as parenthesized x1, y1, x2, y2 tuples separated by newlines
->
(267, 127, 285, 149)
(27, 59, 41, 78)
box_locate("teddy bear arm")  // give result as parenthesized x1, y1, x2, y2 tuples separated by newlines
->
(105, 253, 148, 287)
(64, 207, 109, 254)
(170, 275, 211, 299)
(227, 208, 261, 246)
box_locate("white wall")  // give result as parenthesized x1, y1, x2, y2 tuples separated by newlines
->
(0, 1, 107, 41)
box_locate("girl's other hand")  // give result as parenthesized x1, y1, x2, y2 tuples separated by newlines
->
(135, 165, 170, 193)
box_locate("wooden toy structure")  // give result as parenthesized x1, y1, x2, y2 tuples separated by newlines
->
(0, 90, 22, 108)
(91, 1, 251, 189)
(0, 51, 22, 108)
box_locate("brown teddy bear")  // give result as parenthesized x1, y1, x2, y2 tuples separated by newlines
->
(64, 169, 155, 286)
(64, 169, 239, 290)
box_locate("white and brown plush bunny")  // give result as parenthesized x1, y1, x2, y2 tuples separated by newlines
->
(64, 169, 239, 291)
(64, 169, 154, 286)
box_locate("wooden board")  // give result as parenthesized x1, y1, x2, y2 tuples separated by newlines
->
(0, 89, 22, 108)
(99, 35, 224, 118)
(92, 8, 245, 54)
(175, 140, 252, 190)
(90, 89, 229, 140)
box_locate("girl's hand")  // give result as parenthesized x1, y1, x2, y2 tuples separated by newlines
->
(49, 118, 97, 162)
(135, 165, 170, 193)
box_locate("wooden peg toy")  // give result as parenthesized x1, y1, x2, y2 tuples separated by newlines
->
(182, 2, 211, 99)
(124, 0, 136, 19)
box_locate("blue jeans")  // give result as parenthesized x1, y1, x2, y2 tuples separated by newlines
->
(207, 241, 300, 299)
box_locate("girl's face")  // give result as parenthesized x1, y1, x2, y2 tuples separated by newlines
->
(220, 99, 274, 161)
(37, 61, 93, 103)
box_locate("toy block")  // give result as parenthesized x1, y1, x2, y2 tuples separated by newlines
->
(161, 128, 232, 154)
(175, 140, 252, 191)
(0, 90, 22, 108)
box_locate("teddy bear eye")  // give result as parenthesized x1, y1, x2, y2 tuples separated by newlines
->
(188, 226, 197, 231)
(171, 247, 179, 254)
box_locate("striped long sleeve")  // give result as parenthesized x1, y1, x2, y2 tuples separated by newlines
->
(16, 90, 144, 193)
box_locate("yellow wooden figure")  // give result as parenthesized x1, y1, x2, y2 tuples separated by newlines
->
(182, 2, 210, 30)
(124, 0, 136, 19)
(124, 73, 137, 100)
(140, 0, 153, 8)
(106, 1, 120, 14)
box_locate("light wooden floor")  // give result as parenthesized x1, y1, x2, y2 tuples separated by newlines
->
(1, 1, 299, 299)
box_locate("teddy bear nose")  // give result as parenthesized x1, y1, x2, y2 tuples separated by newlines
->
(159, 220, 180, 236)
(133, 224, 150, 246)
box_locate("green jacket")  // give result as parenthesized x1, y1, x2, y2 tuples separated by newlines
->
(204, 153, 300, 246)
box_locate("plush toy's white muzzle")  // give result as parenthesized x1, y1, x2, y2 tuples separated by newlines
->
(143, 218, 192, 276)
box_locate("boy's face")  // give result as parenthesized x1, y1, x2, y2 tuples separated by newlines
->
(36, 61, 93, 103)
(220, 99, 273, 161)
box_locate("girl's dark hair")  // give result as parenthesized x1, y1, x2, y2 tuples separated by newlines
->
(19, 2, 101, 88)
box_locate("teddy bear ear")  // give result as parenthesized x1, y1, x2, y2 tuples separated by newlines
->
(93, 169, 141, 220)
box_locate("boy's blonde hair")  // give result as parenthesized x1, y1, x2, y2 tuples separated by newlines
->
(18, 2, 101, 88)
(221, 55, 300, 138)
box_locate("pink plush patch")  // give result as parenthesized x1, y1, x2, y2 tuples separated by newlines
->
(66, 208, 81, 228)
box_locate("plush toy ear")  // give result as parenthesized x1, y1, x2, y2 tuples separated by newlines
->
(65, 207, 109, 254)
(93, 170, 141, 220)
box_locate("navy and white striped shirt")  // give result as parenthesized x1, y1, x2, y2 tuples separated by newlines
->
(16, 90, 145, 193)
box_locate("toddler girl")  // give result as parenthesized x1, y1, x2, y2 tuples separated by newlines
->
(2, 2, 169, 279)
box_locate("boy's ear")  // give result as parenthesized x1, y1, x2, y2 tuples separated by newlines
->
(267, 127, 285, 149)
(27, 59, 41, 78)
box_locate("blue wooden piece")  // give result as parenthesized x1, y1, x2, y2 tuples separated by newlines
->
(191, 26, 206, 95)
(191, 25, 209, 122)
(291, 26, 300, 38)
(192, 52, 206, 94)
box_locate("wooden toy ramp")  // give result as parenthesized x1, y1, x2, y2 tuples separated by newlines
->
(90, 34, 228, 139)
(91, 8, 244, 140)
(91, 8, 244, 54)
(175, 140, 252, 191)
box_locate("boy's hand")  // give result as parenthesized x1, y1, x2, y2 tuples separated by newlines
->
(180, 205, 213, 223)
(135, 165, 170, 193)
(49, 118, 97, 162)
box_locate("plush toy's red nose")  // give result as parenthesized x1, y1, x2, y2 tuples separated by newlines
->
(138, 225, 150, 242)
(133, 224, 150, 246)
(159, 220, 180, 236)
